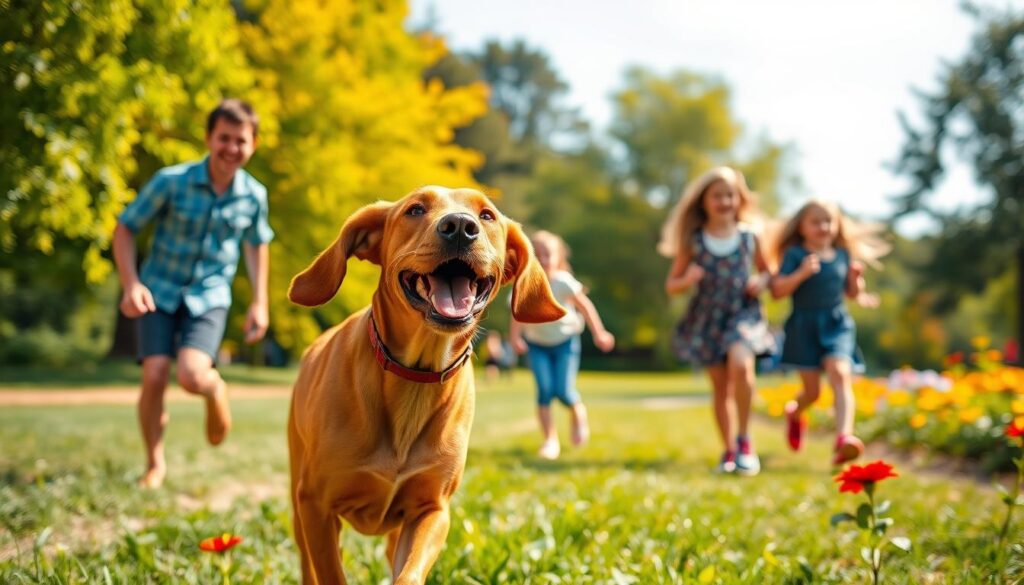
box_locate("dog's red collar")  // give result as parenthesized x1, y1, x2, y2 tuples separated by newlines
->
(367, 316, 473, 384)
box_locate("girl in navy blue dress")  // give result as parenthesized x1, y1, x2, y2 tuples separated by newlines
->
(659, 167, 776, 476)
(770, 200, 889, 465)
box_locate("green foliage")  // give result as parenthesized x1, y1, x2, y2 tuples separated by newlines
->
(0, 0, 266, 365)
(611, 68, 739, 200)
(0, 0, 260, 284)
(892, 4, 1024, 354)
(237, 0, 488, 352)
(609, 67, 791, 213)
(0, 0, 488, 363)
(521, 146, 673, 363)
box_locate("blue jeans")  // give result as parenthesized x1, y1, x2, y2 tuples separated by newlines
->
(526, 337, 581, 407)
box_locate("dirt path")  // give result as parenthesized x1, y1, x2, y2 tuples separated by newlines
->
(0, 385, 292, 406)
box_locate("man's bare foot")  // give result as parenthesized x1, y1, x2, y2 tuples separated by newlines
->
(138, 466, 166, 489)
(205, 380, 231, 446)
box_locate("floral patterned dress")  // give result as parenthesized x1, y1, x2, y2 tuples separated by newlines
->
(672, 228, 776, 366)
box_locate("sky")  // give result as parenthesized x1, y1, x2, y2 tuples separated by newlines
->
(409, 0, 1013, 234)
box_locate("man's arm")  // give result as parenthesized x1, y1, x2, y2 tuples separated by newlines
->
(113, 223, 156, 318)
(242, 242, 270, 344)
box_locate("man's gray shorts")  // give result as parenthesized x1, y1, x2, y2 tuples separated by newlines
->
(136, 306, 228, 363)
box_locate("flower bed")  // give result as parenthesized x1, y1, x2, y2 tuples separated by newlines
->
(759, 354, 1024, 472)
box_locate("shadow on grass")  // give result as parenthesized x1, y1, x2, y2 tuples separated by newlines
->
(587, 391, 710, 404)
(480, 445, 685, 474)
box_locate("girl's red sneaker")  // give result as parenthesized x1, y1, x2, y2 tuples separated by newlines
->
(832, 434, 865, 465)
(785, 401, 806, 451)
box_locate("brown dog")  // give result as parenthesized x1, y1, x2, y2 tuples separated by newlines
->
(287, 186, 565, 584)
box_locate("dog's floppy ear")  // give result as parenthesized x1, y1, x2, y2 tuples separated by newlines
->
(503, 221, 567, 323)
(288, 201, 392, 307)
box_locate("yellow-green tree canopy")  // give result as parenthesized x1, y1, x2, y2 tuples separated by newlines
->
(0, 0, 261, 284)
(237, 0, 488, 352)
(1, 0, 487, 362)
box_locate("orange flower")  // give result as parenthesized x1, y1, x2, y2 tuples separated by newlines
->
(908, 413, 927, 429)
(199, 533, 242, 553)
(834, 461, 899, 494)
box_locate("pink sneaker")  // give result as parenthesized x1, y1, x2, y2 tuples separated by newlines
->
(832, 434, 865, 465)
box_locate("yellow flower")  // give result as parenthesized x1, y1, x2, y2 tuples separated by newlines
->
(1011, 399, 1024, 415)
(958, 406, 984, 424)
(909, 413, 927, 429)
(886, 389, 912, 407)
(916, 388, 947, 412)
(971, 335, 991, 350)
(857, 399, 877, 416)
(815, 385, 835, 410)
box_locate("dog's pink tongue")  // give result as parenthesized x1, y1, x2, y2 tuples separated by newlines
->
(427, 276, 475, 319)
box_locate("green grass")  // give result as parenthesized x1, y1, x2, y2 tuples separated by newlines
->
(1, 370, 1020, 583)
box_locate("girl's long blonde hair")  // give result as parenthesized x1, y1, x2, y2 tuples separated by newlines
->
(656, 166, 761, 258)
(770, 200, 891, 269)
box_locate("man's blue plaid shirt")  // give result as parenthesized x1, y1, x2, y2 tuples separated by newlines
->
(119, 158, 275, 316)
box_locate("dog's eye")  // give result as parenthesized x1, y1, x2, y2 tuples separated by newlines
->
(479, 209, 495, 221)
(406, 204, 426, 217)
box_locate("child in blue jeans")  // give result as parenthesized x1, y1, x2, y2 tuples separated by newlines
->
(510, 231, 615, 460)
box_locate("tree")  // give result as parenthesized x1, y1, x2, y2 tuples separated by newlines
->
(474, 40, 584, 149)
(531, 147, 670, 361)
(426, 39, 587, 207)
(239, 0, 489, 353)
(0, 0, 264, 364)
(609, 66, 789, 214)
(424, 51, 515, 186)
(891, 4, 1024, 362)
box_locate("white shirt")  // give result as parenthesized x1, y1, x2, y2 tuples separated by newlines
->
(702, 231, 741, 256)
(521, 270, 585, 346)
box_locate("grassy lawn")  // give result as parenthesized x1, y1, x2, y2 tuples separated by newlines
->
(0, 361, 300, 389)
(0, 370, 1019, 583)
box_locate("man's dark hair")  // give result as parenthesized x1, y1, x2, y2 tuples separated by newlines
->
(206, 98, 259, 137)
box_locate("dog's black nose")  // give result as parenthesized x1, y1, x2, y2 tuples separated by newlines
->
(437, 213, 479, 245)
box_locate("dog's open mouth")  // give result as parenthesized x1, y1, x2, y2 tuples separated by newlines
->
(400, 260, 495, 326)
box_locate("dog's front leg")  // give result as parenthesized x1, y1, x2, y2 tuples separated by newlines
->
(391, 506, 451, 585)
(296, 490, 347, 584)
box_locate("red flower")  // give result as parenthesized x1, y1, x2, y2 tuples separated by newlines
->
(1006, 339, 1019, 364)
(199, 533, 242, 553)
(943, 351, 964, 367)
(834, 460, 899, 494)
(1008, 420, 1024, 438)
